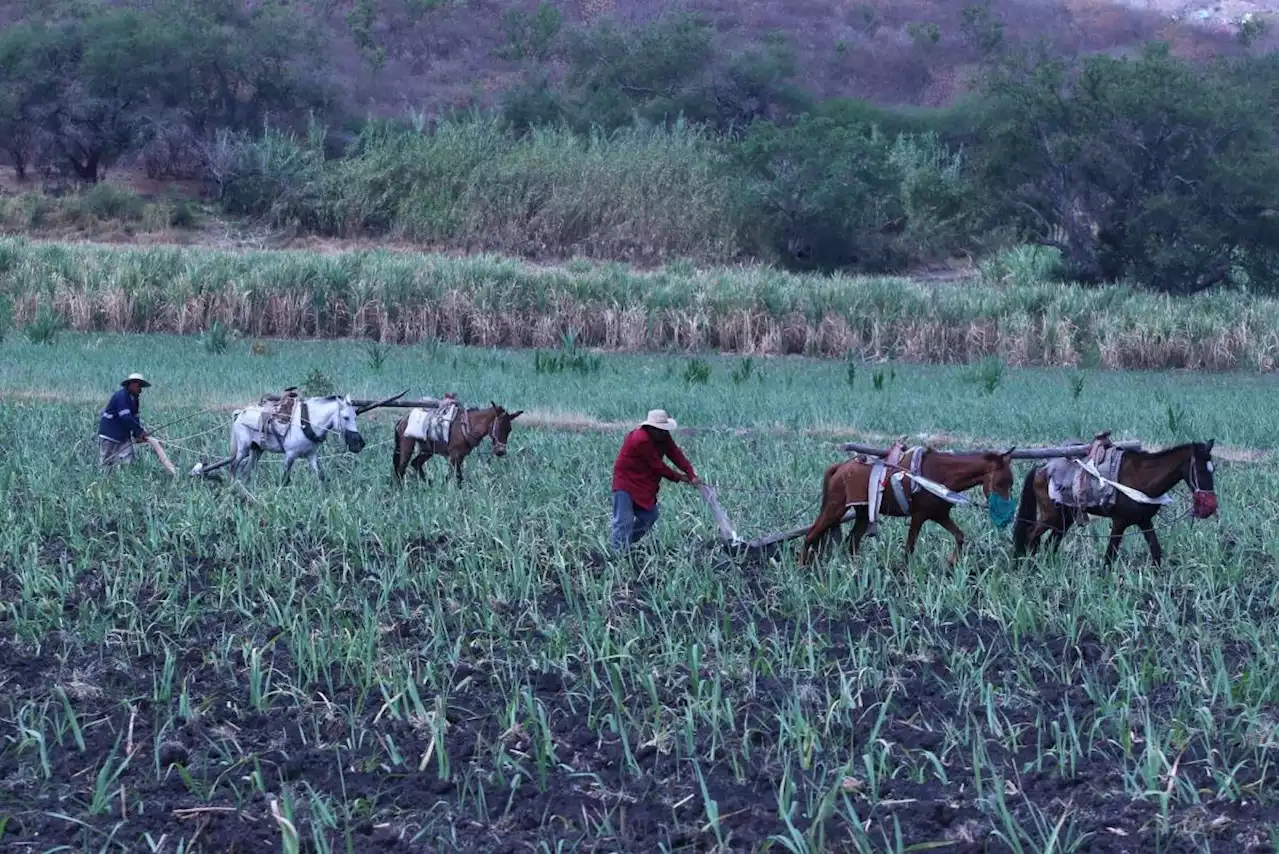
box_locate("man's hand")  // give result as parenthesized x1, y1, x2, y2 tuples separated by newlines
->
(687, 474, 702, 486)
(135, 432, 149, 443)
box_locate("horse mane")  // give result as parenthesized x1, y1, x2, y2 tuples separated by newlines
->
(1124, 443, 1199, 460)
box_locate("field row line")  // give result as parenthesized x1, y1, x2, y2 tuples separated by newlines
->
(4, 388, 1271, 464)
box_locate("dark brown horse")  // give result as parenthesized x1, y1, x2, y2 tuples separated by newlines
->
(392, 402, 523, 486)
(798, 446, 1017, 567)
(1012, 440, 1217, 568)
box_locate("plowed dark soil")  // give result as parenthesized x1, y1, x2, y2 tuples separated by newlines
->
(1, 541, 1273, 853)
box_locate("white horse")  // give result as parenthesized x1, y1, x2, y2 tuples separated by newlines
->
(199, 395, 367, 485)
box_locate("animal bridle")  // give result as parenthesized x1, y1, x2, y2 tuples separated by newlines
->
(299, 400, 326, 444)
(1184, 453, 1217, 518)
(1185, 455, 1212, 496)
(460, 409, 506, 453)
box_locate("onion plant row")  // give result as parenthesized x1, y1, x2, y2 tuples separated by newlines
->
(0, 351, 1274, 851)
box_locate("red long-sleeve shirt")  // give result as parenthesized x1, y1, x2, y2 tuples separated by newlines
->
(612, 428, 697, 510)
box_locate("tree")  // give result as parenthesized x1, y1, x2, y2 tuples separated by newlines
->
(0, 0, 329, 182)
(974, 43, 1278, 293)
(516, 13, 807, 135)
(0, 23, 59, 179)
(558, 12, 717, 132)
(728, 116, 970, 272)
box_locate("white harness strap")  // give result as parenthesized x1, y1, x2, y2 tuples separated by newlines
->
(1074, 459, 1173, 505)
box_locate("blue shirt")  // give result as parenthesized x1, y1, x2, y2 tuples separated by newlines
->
(98, 388, 144, 442)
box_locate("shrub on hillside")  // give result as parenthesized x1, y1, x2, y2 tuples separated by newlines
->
(506, 12, 810, 136)
(974, 43, 1279, 294)
(0, 0, 328, 184)
(320, 118, 739, 263)
(727, 116, 972, 272)
(208, 124, 327, 228)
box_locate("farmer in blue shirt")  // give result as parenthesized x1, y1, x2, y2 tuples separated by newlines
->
(97, 373, 151, 468)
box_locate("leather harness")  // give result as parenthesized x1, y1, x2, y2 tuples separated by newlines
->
(300, 400, 325, 444)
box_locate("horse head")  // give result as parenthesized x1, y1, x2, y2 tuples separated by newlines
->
(1188, 438, 1217, 518)
(334, 395, 366, 453)
(487, 401, 524, 457)
(982, 447, 1017, 528)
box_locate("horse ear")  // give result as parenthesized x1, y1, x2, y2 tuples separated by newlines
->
(1003, 446, 1016, 461)
(490, 400, 499, 411)
(1206, 438, 1215, 453)
(509, 410, 524, 420)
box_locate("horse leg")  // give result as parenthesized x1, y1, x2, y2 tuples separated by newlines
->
(1138, 520, 1162, 567)
(281, 451, 297, 486)
(1024, 521, 1049, 556)
(451, 452, 465, 487)
(1047, 509, 1075, 554)
(228, 448, 245, 483)
(1103, 518, 1130, 570)
(393, 436, 411, 484)
(309, 453, 325, 485)
(798, 502, 845, 567)
(411, 444, 433, 483)
(936, 512, 965, 567)
(848, 507, 870, 557)
(903, 513, 926, 564)
(1022, 477, 1060, 558)
(244, 448, 263, 485)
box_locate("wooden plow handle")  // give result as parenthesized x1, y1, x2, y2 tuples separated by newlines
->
(836, 440, 1142, 459)
(353, 389, 409, 415)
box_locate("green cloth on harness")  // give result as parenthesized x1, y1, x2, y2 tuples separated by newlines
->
(987, 493, 1016, 528)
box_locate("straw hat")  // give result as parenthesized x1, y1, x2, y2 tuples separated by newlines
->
(121, 373, 152, 388)
(640, 409, 677, 432)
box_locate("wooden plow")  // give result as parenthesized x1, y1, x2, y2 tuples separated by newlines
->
(700, 437, 1145, 557)
(350, 395, 447, 410)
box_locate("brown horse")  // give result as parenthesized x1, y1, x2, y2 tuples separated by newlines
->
(392, 402, 523, 487)
(1012, 440, 1217, 568)
(798, 447, 1017, 567)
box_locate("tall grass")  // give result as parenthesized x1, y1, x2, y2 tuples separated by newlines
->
(0, 186, 196, 234)
(0, 237, 1274, 370)
(240, 118, 739, 263)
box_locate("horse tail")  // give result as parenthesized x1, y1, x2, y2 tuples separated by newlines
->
(391, 419, 402, 477)
(1011, 466, 1039, 555)
(818, 462, 840, 510)
(230, 409, 242, 457)
(391, 443, 401, 478)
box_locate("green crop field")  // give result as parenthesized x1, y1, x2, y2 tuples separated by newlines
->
(1, 332, 1276, 853)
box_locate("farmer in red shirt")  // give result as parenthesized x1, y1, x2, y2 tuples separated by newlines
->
(611, 409, 700, 550)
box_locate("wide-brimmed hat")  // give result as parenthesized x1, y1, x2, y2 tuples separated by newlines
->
(121, 373, 152, 388)
(640, 409, 677, 432)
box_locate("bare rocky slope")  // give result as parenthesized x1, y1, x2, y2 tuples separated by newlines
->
(0, 0, 1270, 117)
(304, 0, 1273, 117)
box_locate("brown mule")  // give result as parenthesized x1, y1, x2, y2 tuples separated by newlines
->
(392, 402, 523, 487)
(798, 447, 1017, 568)
(1012, 440, 1217, 569)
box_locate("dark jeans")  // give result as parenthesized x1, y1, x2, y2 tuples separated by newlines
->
(611, 490, 659, 551)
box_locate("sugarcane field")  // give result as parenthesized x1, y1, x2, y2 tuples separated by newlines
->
(0, 323, 1274, 854)
(2, 0, 1278, 842)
